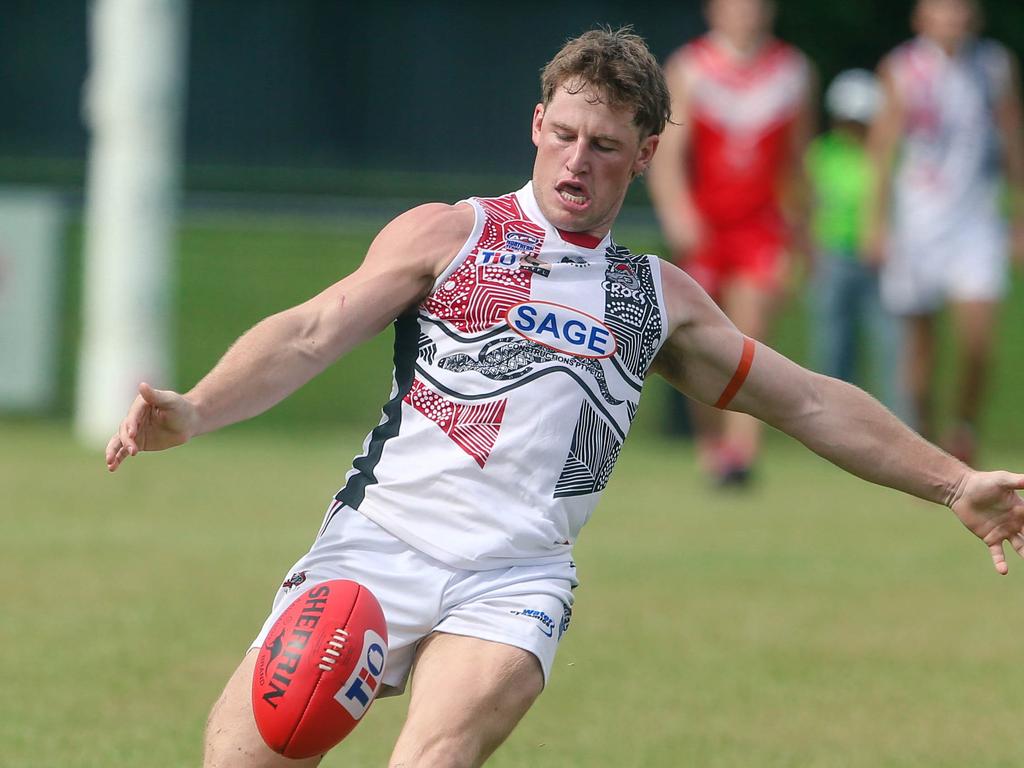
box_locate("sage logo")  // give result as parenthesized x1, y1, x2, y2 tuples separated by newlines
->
(505, 301, 616, 359)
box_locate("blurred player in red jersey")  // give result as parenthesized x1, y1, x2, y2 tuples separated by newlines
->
(649, 0, 815, 485)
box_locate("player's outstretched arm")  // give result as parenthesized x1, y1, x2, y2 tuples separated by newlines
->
(652, 261, 1024, 574)
(105, 202, 474, 472)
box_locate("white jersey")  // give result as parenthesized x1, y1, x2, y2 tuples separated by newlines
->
(887, 36, 1011, 243)
(335, 182, 669, 570)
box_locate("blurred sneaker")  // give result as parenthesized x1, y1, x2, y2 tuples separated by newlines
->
(713, 444, 754, 489)
(716, 463, 753, 488)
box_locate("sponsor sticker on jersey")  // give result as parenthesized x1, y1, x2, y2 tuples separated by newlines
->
(509, 608, 557, 638)
(603, 262, 647, 301)
(505, 301, 617, 359)
(478, 250, 520, 268)
(504, 231, 541, 254)
(477, 249, 552, 277)
(334, 628, 388, 720)
(281, 570, 307, 590)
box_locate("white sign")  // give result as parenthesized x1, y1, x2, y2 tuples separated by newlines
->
(0, 189, 65, 410)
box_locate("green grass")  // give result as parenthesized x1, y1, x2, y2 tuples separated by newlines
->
(4, 423, 1024, 767)
(15, 205, 1024, 765)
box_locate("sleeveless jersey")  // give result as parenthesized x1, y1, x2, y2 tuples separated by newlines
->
(667, 34, 810, 227)
(886, 36, 1011, 242)
(335, 182, 669, 570)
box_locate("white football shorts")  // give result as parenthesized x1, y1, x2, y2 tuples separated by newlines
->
(251, 500, 577, 695)
(881, 214, 1008, 316)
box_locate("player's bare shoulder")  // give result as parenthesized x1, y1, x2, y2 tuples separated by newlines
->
(656, 258, 722, 334)
(366, 202, 475, 282)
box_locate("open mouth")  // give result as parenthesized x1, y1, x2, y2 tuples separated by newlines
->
(556, 180, 589, 208)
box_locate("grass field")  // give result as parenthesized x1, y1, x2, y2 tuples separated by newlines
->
(4, 422, 1024, 767)
(7, 206, 1024, 766)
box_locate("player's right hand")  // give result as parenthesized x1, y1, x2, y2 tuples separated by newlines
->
(105, 382, 199, 472)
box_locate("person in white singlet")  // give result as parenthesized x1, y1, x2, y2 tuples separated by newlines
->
(106, 28, 1024, 768)
(868, 0, 1024, 463)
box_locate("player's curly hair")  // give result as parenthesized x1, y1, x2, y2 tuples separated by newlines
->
(540, 26, 671, 138)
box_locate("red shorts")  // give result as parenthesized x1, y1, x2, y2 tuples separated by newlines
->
(680, 215, 788, 300)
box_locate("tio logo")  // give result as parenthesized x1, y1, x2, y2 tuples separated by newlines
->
(479, 250, 520, 268)
(334, 629, 387, 720)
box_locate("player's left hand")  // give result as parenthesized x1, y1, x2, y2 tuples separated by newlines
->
(949, 470, 1024, 575)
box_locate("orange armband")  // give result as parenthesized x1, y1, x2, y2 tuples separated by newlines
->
(714, 336, 756, 409)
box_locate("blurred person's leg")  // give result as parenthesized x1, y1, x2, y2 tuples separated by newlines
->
(812, 252, 859, 382)
(711, 220, 787, 484)
(941, 217, 1008, 465)
(676, 237, 727, 474)
(946, 299, 1000, 465)
(881, 225, 944, 437)
(863, 266, 908, 421)
(718, 275, 779, 480)
(902, 313, 937, 440)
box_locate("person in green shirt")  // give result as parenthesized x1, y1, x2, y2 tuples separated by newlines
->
(808, 69, 904, 415)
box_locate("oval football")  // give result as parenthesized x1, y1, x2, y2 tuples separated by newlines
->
(251, 579, 388, 759)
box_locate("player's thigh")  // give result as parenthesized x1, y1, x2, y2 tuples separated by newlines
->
(721, 277, 777, 338)
(388, 633, 544, 768)
(951, 300, 999, 358)
(204, 649, 323, 768)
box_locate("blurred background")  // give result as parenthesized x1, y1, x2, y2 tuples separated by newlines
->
(1, 0, 1021, 443)
(4, 2, 1024, 767)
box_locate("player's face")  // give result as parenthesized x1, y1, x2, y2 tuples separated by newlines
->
(530, 85, 658, 237)
(915, 0, 977, 47)
(706, 0, 774, 42)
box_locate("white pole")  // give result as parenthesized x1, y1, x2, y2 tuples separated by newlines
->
(76, 0, 189, 446)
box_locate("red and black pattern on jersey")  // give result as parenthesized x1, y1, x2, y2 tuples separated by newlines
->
(403, 379, 507, 467)
(422, 193, 546, 334)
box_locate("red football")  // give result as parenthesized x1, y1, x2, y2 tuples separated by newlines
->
(252, 579, 388, 759)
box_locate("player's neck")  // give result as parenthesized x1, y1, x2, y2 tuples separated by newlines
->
(709, 30, 770, 61)
(921, 33, 971, 58)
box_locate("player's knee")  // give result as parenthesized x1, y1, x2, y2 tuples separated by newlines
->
(478, 649, 544, 713)
(202, 655, 295, 768)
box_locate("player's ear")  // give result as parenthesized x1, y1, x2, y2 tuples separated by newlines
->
(634, 134, 660, 177)
(532, 104, 545, 148)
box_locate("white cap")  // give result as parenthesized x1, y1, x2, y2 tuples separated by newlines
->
(825, 68, 880, 124)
